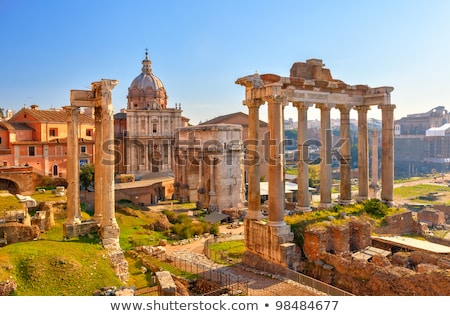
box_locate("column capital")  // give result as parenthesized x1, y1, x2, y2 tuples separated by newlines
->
(265, 95, 288, 107)
(315, 103, 334, 111)
(378, 104, 396, 111)
(292, 101, 313, 110)
(243, 98, 264, 109)
(335, 104, 353, 113)
(354, 104, 371, 112)
(63, 106, 79, 121)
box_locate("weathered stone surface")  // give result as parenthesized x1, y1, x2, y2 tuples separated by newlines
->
(0, 279, 17, 296)
(312, 252, 450, 295)
(155, 271, 176, 296)
(0, 222, 40, 245)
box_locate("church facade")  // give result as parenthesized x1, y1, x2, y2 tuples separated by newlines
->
(114, 53, 188, 176)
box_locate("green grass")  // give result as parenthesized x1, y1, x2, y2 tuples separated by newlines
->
(0, 200, 204, 295)
(394, 183, 450, 197)
(31, 190, 67, 203)
(0, 193, 24, 211)
(0, 238, 121, 295)
(207, 240, 246, 264)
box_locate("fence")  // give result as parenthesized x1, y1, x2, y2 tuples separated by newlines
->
(204, 234, 353, 296)
(204, 234, 245, 265)
(153, 251, 249, 296)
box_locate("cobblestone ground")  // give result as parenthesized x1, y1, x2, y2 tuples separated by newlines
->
(169, 248, 323, 296)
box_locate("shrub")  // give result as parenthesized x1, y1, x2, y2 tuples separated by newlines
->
(362, 198, 388, 218)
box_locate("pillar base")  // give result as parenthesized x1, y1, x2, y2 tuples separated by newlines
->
(267, 220, 287, 227)
(318, 202, 333, 210)
(295, 206, 312, 213)
(246, 209, 264, 220)
(338, 199, 352, 206)
(382, 199, 395, 207)
(356, 196, 368, 203)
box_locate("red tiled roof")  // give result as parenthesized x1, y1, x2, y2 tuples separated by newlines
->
(11, 108, 94, 124)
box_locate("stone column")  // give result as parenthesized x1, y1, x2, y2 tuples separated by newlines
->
(379, 104, 396, 205)
(244, 99, 264, 219)
(209, 157, 218, 212)
(370, 130, 380, 198)
(336, 104, 352, 204)
(93, 106, 103, 222)
(64, 106, 81, 225)
(293, 101, 312, 211)
(316, 103, 333, 209)
(99, 79, 120, 243)
(355, 105, 370, 201)
(267, 96, 286, 226)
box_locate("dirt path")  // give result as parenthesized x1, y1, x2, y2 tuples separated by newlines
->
(165, 224, 321, 296)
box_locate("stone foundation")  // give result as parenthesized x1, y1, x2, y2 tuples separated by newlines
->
(242, 218, 302, 272)
(155, 271, 176, 296)
(62, 220, 99, 239)
(0, 222, 40, 245)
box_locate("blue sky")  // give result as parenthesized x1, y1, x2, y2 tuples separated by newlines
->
(1, 0, 450, 124)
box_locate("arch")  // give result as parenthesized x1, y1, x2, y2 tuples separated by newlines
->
(0, 177, 20, 194)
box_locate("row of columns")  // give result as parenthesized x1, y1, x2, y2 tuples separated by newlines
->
(245, 98, 396, 222)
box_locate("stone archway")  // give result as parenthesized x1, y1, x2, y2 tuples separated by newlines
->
(0, 178, 19, 194)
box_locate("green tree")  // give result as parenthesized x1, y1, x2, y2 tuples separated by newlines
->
(80, 163, 95, 191)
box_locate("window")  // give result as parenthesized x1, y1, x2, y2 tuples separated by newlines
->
(153, 123, 157, 133)
(52, 165, 58, 176)
(86, 129, 93, 137)
(0, 137, 2, 144)
(49, 128, 58, 137)
(28, 146, 35, 156)
(80, 146, 87, 153)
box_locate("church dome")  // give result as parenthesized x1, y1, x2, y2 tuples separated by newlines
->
(127, 52, 168, 110)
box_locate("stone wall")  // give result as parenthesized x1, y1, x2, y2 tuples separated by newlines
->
(243, 218, 302, 272)
(0, 222, 40, 245)
(306, 252, 450, 296)
(374, 210, 422, 235)
(303, 219, 372, 261)
(417, 209, 446, 226)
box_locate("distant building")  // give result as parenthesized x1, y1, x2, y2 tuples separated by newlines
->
(114, 53, 189, 176)
(173, 124, 245, 211)
(0, 105, 94, 178)
(200, 112, 269, 181)
(394, 106, 450, 177)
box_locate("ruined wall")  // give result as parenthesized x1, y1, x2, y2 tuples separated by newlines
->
(303, 219, 372, 261)
(307, 252, 450, 296)
(0, 222, 40, 245)
(374, 211, 422, 235)
(417, 209, 446, 226)
(243, 219, 302, 272)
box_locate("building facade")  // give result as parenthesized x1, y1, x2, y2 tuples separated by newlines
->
(394, 106, 450, 177)
(173, 124, 245, 211)
(114, 53, 188, 176)
(0, 105, 95, 178)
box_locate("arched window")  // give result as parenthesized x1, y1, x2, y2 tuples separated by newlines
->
(52, 165, 58, 176)
(394, 124, 401, 136)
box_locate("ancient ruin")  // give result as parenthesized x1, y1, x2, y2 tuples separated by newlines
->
(173, 124, 245, 211)
(63, 79, 128, 281)
(236, 58, 395, 273)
